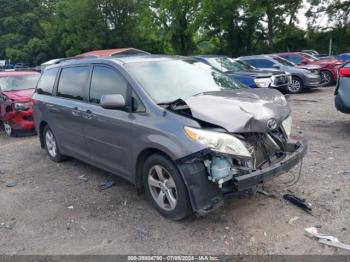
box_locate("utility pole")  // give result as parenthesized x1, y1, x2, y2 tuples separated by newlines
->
(329, 38, 333, 56)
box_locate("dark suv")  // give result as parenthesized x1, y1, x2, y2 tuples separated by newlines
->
(33, 56, 307, 220)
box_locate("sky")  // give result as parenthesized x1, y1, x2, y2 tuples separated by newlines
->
(296, 0, 330, 29)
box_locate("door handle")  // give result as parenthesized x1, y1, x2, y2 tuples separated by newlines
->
(72, 107, 81, 117)
(82, 109, 93, 120)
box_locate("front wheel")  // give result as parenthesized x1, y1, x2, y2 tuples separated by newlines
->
(143, 154, 191, 220)
(3, 122, 13, 137)
(287, 76, 303, 94)
(320, 71, 334, 86)
(43, 125, 66, 162)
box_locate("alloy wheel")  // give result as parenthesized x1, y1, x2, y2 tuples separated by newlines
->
(45, 130, 57, 158)
(321, 71, 332, 85)
(147, 165, 178, 211)
(288, 79, 302, 93)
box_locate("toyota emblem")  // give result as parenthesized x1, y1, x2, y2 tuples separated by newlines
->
(267, 119, 278, 130)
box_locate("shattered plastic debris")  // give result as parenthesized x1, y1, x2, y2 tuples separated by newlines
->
(305, 227, 350, 251)
(0, 219, 16, 230)
(78, 175, 88, 182)
(98, 180, 116, 191)
(6, 181, 17, 187)
(288, 216, 299, 225)
(283, 194, 312, 213)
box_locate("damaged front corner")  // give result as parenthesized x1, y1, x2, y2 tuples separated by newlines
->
(176, 150, 225, 216)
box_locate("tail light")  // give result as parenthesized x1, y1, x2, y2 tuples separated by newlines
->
(339, 68, 350, 77)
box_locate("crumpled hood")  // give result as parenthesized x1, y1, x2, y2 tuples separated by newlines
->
(184, 88, 291, 133)
(2, 89, 34, 101)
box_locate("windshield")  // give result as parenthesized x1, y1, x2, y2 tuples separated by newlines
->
(126, 59, 244, 104)
(272, 56, 295, 66)
(236, 60, 256, 70)
(302, 53, 319, 61)
(0, 74, 40, 91)
(206, 57, 246, 72)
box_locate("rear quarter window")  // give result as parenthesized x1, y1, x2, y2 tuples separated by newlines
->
(36, 68, 59, 95)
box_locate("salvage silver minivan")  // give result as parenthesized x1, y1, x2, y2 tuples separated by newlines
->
(33, 55, 307, 220)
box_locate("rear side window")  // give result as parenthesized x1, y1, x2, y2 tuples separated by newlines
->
(90, 65, 128, 104)
(37, 68, 59, 95)
(255, 59, 274, 68)
(57, 66, 90, 101)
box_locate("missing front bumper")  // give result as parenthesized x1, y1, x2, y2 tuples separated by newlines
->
(177, 138, 308, 216)
(233, 138, 308, 192)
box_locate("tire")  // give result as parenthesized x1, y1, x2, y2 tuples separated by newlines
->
(320, 70, 334, 86)
(43, 125, 66, 162)
(287, 76, 303, 94)
(3, 121, 14, 137)
(143, 154, 191, 220)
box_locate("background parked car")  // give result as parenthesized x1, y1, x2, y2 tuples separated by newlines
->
(335, 61, 350, 114)
(192, 55, 290, 91)
(0, 71, 40, 136)
(276, 52, 343, 85)
(335, 53, 350, 62)
(239, 55, 323, 94)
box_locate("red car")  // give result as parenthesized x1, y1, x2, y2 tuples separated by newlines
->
(0, 71, 40, 136)
(276, 52, 344, 85)
(76, 48, 150, 58)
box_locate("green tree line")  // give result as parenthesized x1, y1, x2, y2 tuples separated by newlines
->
(0, 0, 349, 65)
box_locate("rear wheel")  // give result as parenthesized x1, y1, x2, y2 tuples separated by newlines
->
(143, 154, 191, 220)
(43, 125, 66, 162)
(320, 71, 334, 86)
(287, 76, 303, 94)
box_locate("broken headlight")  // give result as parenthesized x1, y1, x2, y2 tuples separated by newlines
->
(184, 127, 251, 158)
(282, 115, 292, 137)
(14, 102, 31, 111)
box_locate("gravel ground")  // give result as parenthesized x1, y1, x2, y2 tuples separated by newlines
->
(0, 86, 349, 255)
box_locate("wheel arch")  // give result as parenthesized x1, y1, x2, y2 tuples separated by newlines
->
(134, 147, 175, 190)
(39, 121, 49, 148)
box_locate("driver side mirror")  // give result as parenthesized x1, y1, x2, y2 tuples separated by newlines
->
(301, 60, 308, 65)
(100, 94, 126, 110)
(272, 64, 280, 69)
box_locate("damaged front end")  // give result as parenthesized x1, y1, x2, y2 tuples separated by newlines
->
(177, 128, 307, 216)
(2, 101, 35, 133)
(171, 90, 307, 216)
